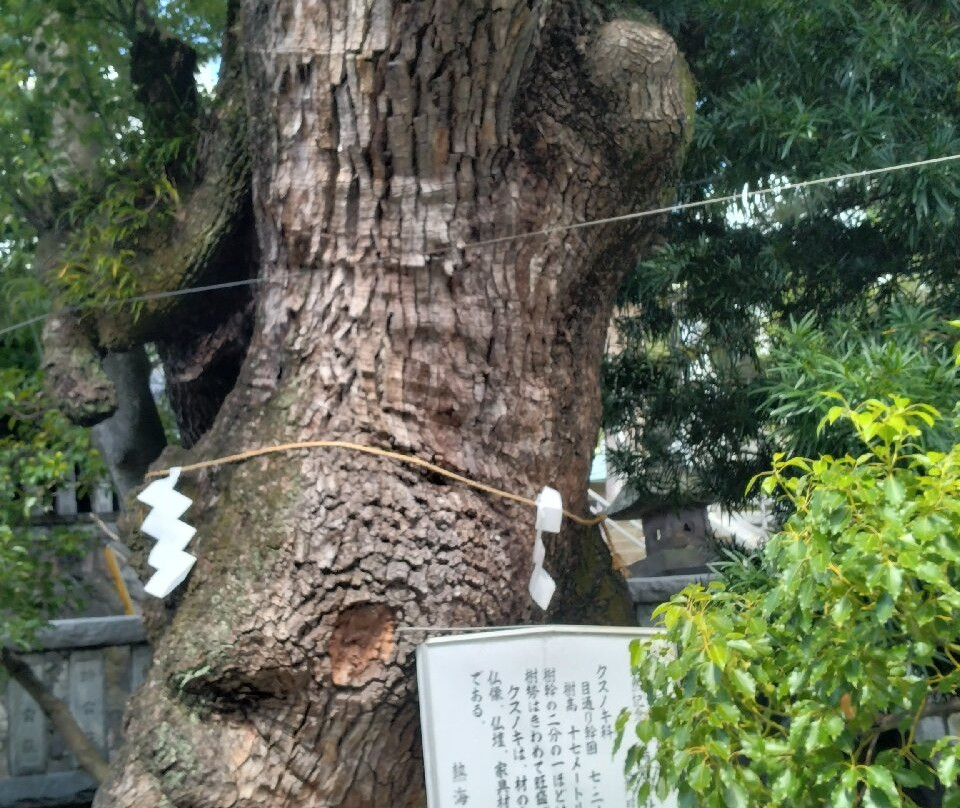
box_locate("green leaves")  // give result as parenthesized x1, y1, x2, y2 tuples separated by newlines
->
(0, 367, 104, 648)
(766, 307, 960, 462)
(54, 134, 190, 316)
(625, 400, 960, 806)
(0, 1, 222, 647)
(606, 0, 960, 509)
(0, 1, 226, 332)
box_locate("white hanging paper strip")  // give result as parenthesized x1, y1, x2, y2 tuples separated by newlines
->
(144, 550, 196, 598)
(529, 487, 563, 610)
(137, 468, 191, 514)
(535, 487, 563, 533)
(528, 564, 556, 610)
(141, 509, 196, 550)
(137, 467, 197, 598)
(529, 531, 556, 610)
(148, 535, 194, 570)
(532, 531, 546, 566)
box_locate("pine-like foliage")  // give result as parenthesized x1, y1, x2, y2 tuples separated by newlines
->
(605, 0, 960, 507)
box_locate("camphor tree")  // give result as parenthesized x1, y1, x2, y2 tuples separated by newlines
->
(1, 0, 690, 805)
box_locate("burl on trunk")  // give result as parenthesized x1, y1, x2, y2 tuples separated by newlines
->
(93, 1, 690, 805)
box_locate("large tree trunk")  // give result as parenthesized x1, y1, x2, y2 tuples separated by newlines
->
(94, 2, 689, 806)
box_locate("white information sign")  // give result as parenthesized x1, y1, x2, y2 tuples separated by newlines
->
(417, 626, 675, 808)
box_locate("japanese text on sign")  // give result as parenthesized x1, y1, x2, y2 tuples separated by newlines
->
(417, 627, 675, 808)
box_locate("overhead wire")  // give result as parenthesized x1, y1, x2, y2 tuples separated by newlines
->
(7, 151, 959, 551)
(0, 274, 315, 338)
(2, 151, 959, 340)
(459, 152, 960, 250)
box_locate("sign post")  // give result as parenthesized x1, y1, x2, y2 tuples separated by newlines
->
(416, 626, 675, 808)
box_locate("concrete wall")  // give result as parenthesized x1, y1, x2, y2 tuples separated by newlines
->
(0, 617, 151, 807)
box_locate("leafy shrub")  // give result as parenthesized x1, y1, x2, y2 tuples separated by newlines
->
(624, 397, 960, 807)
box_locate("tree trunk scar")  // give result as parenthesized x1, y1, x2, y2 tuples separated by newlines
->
(328, 604, 396, 686)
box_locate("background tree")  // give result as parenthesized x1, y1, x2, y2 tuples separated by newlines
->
(2, 1, 691, 806)
(762, 306, 960, 461)
(604, 0, 960, 508)
(0, 0, 218, 782)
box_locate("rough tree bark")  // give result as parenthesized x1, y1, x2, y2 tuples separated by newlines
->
(80, 2, 690, 806)
(91, 348, 166, 498)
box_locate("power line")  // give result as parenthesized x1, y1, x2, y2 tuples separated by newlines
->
(459, 152, 960, 251)
(3, 152, 959, 339)
(0, 274, 312, 338)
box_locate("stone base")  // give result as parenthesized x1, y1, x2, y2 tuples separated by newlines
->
(627, 573, 716, 628)
(0, 771, 96, 807)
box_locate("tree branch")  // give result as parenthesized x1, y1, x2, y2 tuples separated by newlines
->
(0, 647, 111, 783)
(92, 36, 251, 350)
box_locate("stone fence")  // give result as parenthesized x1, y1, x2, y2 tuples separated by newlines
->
(1, 474, 151, 805)
(0, 618, 151, 807)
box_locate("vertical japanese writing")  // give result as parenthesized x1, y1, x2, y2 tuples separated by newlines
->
(514, 679, 528, 764)
(581, 681, 598, 756)
(510, 686, 523, 803)
(471, 671, 484, 718)
(423, 635, 671, 808)
(544, 667, 557, 697)
(515, 772, 530, 807)
(496, 761, 511, 808)
(543, 661, 561, 807)
(489, 671, 503, 702)
(596, 664, 613, 741)
(589, 769, 604, 805)
(492, 715, 506, 749)
(452, 762, 469, 805)
(553, 770, 566, 808)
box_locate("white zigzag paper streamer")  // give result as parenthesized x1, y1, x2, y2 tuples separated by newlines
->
(529, 486, 563, 610)
(136, 467, 197, 598)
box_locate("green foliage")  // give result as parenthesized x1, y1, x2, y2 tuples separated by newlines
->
(0, 367, 105, 648)
(603, 291, 770, 506)
(625, 398, 960, 807)
(55, 136, 187, 319)
(0, 1, 225, 645)
(0, 3, 133, 211)
(765, 304, 960, 460)
(606, 0, 960, 507)
(0, 0, 226, 327)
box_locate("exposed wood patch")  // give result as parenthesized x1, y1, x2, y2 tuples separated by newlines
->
(328, 603, 395, 686)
